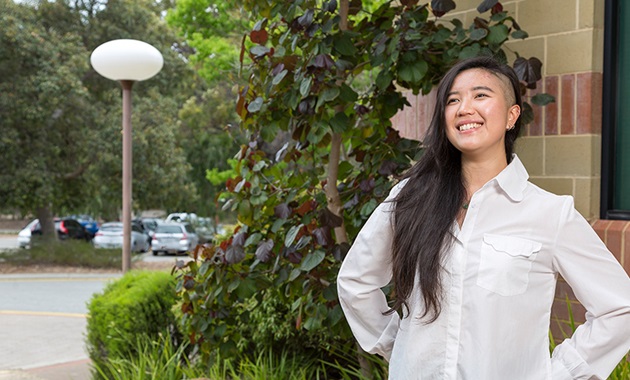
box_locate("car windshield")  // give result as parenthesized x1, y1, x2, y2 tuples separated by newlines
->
(156, 225, 183, 234)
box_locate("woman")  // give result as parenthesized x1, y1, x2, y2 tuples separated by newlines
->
(337, 56, 630, 379)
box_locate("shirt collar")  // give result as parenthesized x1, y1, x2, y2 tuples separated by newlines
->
(492, 154, 529, 202)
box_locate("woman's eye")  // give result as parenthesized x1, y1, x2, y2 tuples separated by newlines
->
(447, 98, 458, 104)
(475, 93, 488, 98)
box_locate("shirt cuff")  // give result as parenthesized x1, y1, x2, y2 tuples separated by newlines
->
(551, 341, 601, 380)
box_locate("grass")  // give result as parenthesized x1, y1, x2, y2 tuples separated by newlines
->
(92, 331, 322, 380)
(0, 239, 122, 269)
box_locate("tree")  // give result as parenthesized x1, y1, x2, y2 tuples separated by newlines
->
(0, 0, 203, 227)
(173, 0, 553, 374)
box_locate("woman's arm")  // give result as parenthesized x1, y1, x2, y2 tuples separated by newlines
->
(551, 196, 630, 379)
(336, 182, 405, 360)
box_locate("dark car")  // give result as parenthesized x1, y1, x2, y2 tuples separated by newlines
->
(67, 214, 100, 238)
(22, 218, 93, 245)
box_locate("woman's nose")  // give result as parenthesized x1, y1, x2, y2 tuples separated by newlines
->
(457, 99, 474, 116)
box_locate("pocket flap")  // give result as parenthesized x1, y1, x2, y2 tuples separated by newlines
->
(483, 234, 542, 257)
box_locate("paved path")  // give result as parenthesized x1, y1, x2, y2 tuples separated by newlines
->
(0, 273, 121, 380)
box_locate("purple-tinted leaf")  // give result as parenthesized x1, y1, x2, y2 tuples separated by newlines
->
(318, 208, 343, 228)
(359, 178, 375, 193)
(513, 57, 543, 89)
(183, 276, 195, 290)
(324, 0, 337, 13)
(473, 17, 489, 30)
(313, 54, 335, 70)
(333, 242, 351, 261)
(431, 0, 455, 17)
(297, 9, 314, 28)
(248, 140, 258, 149)
(313, 227, 334, 246)
(477, 0, 499, 13)
(401, 0, 419, 7)
(285, 247, 302, 264)
(272, 63, 285, 76)
(232, 231, 247, 246)
(226, 245, 245, 264)
(274, 203, 292, 219)
(255, 239, 274, 262)
(354, 104, 370, 115)
(343, 193, 359, 209)
(378, 160, 399, 176)
(490, 2, 503, 14)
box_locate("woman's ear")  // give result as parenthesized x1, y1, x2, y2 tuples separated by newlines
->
(508, 104, 521, 126)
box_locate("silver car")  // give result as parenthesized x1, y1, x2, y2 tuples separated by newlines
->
(93, 222, 151, 253)
(151, 222, 199, 256)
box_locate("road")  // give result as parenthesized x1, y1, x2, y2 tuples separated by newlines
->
(0, 234, 18, 251)
(0, 235, 185, 379)
(0, 273, 121, 369)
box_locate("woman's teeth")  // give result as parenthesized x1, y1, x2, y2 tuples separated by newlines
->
(458, 123, 481, 131)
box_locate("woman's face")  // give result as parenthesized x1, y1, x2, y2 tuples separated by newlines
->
(444, 68, 520, 161)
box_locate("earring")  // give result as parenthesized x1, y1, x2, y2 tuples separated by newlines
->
(506, 124, 514, 131)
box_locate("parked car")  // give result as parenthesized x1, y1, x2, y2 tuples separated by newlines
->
(165, 212, 198, 224)
(93, 222, 151, 253)
(132, 217, 161, 239)
(17, 219, 39, 248)
(151, 222, 199, 256)
(17, 218, 92, 247)
(66, 214, 100, 238)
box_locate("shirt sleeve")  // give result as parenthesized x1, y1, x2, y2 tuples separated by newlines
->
(336, 181, 405, 360)
(551, 196, 630, 380)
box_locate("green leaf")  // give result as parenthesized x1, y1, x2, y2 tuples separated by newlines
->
(316, 87, 340, 110)
(289, 268, 301, 282)
(339, 83, 358, 102)
(227, 277, 240, 293)
(459, 44, 481, 60)
(333, 33, 357, 56)
(271, 218, 286, 233)
(531, 93, 555, 106)
(300, 250, 325, 271)
(397, 60, 429, 83)
(285, 224, 303, 247)
(300, 77, 312, 97)
(376, 70, 394, 91)
(247, 97, 264, 113)
(244, 232, 263, 247)
(329, 112, 350, 133)
(487, 24, 508, 45)
(252, 160, 267, 172)
(360, 199, 378, 218)
(272, 69, 288, 85)
(511, 29, 529, 39)
(469, 28, 488, 41)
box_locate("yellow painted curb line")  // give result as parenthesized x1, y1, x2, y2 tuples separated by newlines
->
(0, 310, 87, 318)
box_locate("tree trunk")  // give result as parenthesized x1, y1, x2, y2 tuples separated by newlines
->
(36, 206, 57, 243)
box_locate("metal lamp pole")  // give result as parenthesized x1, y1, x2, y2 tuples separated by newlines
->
(90, 39, 163, 273)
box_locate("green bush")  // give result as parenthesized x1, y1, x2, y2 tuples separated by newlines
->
(86, 270, 179, 377)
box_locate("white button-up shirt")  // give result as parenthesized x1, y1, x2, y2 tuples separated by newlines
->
(337, 155, 630, 380)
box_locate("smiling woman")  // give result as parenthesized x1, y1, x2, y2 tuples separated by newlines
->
(337, 56, 630, 380)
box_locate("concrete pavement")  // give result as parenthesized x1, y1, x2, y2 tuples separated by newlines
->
(0, 273, 121, 380)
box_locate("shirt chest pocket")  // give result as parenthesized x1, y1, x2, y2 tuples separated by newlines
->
(476, 234, 542, 296)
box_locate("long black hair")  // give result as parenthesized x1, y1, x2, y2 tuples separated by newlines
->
(388, 56, 523, 322)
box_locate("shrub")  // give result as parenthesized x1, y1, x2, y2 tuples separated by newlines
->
(86, 270, 179, 376)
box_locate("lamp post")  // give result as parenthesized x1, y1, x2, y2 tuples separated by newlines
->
(90, 39, 163, 273)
